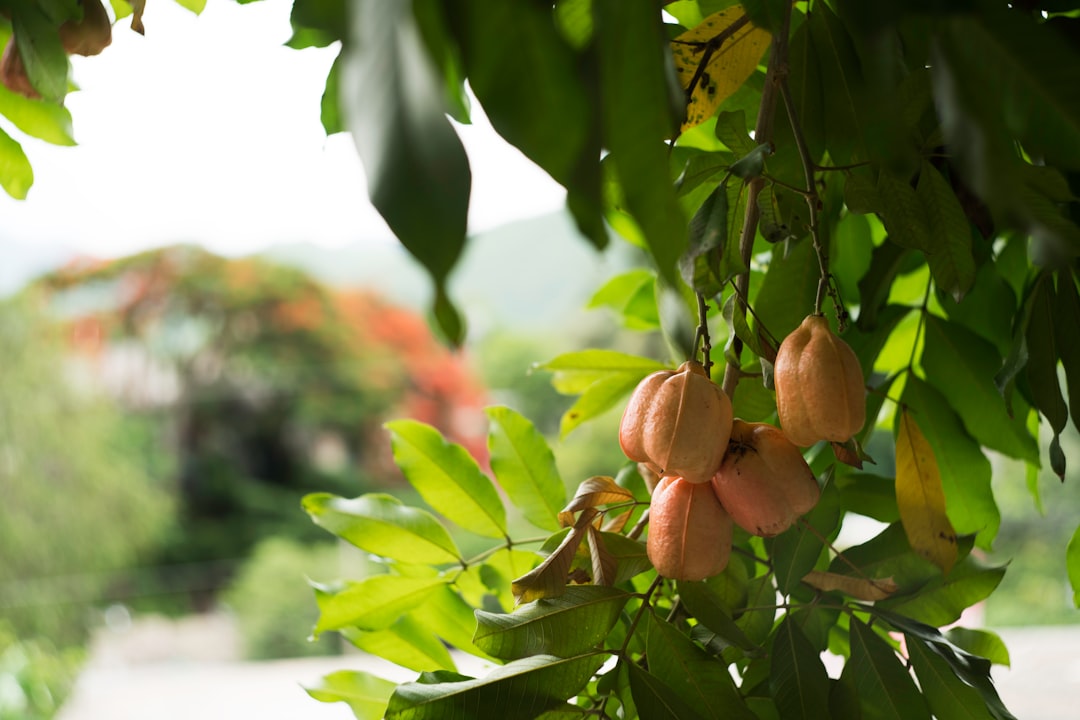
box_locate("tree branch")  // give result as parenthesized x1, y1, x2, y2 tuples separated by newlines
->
(721, 7, 793, 399)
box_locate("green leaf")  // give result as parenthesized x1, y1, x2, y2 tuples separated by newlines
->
(344, 615, 457, 673)
(559, 373, 643, 438)
(587, 269, 661, 330)
(772, 477, 841, 595)
(677, 580, 761, 656)
(807, 3, 866, 163)
(413, 0, 471, 124)
(901, 377, 1000, 550)
(647, 615, 755, 720)
(1068, 523, 1080, 608)
(595, 0, 686, 285)
(512, 511, 595, 604)
(1054, 271, 1080, 436)
(836, 472, 899, 524)
(944, 627, 1010, 668)
(318, 52, 344, 134)
(770, 616, 832, 720)
(0, 84, 75, 146)
(828, 522, 938, 591)
(455, 0, 605, 249)
(728, 143, 772, 180)
(906, 637, 994, 720)
(916, 161, 975, 302)
(410, 585, 495, 660)
(474, 586, 628, 660)
(848, 617, 930, 720)
(341, 0, 470, 344)
(313, 575, 448, 635)
(384, 419, 507, 538)
(1025, 274, 1068, 477)
(0, 126, 33, 200)
(627, 663, 709, 720)
(11, 5, 68, 102)
(921, 314, 1038, 464)
(877, 170, 930, 253)
(856, 242, 912, 331)
(485, 406, 565, 532)
(753, 237, 819, 343)
(538, 349, 667, 394)
(303, 492, 462, 564)
(880, 554, 1006, 627)
(304, 670, 398, 720)
(386, 653, 605, 720)
(714, 110, 756, 157)
(681, 182, 746, 295)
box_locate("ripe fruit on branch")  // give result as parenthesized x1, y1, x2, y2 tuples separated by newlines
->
(647, 476, 733, 580)
(774, 314, 865, 447)
(60, 0, 113, 57)
(619, 360, 733, 484)
(711, 420, 820, 537)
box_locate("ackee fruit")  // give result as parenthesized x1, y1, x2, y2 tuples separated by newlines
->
(711, 420, 820, 537)
(647, 476, 733, 580)
(619, 360, 733, 484)
(774, 314, 865, 447)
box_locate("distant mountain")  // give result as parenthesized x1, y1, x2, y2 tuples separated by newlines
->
(264, 211, 638, 335)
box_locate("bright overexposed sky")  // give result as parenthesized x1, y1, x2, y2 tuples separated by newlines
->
(0, 0, 566, 259)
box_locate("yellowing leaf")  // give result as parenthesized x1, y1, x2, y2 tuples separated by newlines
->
(557, 476, 635, 527)
(896, 409, 959, 574)
(803, 570, 898, 601)
(512, 509, 597, 604)
(671, 9, 772, 131)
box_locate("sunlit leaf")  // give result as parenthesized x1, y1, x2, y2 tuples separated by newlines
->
(881, 554, 1005, 627)
(0, 126, 33, 200)
(770, 616, 831, 720)
(670, 8, 771, 131)
(473, 586, 629, 660)
(753, 236, 819, 342)
(303, 492, 462, 564)
(0, 84, 75, 146)
(848, 617, 931, 720)
(587, 269, 661, 330)
(828, 522, 939, 591)
(344, 615, 457, 673)
(386, 653, 605, 720)
(895, 409, 959, 574)
(945, 627, 1010, 668)
(558, 476, 635, 527)
(304, 670, 398, 720)
(410, 585, 495, 661)
(486, 406, 566, 532)
(647, 614, 754, 720)
(802, 571, 898, 601)
(1068, 523, 1080, 608)
(313, 576, 448, 635)
(907, 637, 995, 720)
(385, 419, 507, 539)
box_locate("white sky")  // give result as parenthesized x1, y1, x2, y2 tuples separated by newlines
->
(0, 0, 566, 259)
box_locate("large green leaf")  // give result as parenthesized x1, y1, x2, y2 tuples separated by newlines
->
(587, 269, 661, 331)
(1024, 274, 1068, 478)
(681, 182, 745, 296)
(848, 617, 930, 720)
(11, 5, 68, 102)
(771, 478, 841, 595)
(676, 580, 760, 656)
(594, 0, 686, 283)
(558, 373, 644, 438)
(485, 406, 566, 532)
(473, 586, 629, 660)
(0, 84, 75, 146)
(1054, 271, 1080, 436)
(313, 575, 448, 635)
(938, 262, 1017, 357)
(0, 127, 32, 200)
(384, 419, 507, 538)
(410, 585, 495, 660)
(627, 663, 709, 720)
(917, 161, 975, 301)
(538, 350, 667, 395)
(901, 377, 1000, 550)
(304, 670, 398, 720)
(828, 522, 938, 591)
(877, 170, 930, 253)
(906, 636, 994, 720)
(753, 236, 819, 343)
(344, 615, 457, 673)
(386, 653, 605, 720)
(453, 0, 605, 248)
(880, 554, 1005, 627)
(807, 3, 866, 164)
(303, 492, 462, 564)
(340, 0, 470, 343)
(921, 315, 1038, 464)
(646, 614, 754, 720)
(945, 627, 1010, 668)
(770, 616, 831, 720)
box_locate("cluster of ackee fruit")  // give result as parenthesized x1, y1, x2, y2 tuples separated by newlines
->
(621, 314, 865, 581)
(1, 0, 113, 99)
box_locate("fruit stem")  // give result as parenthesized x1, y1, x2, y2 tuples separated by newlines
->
(721, 2, 793, 400)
